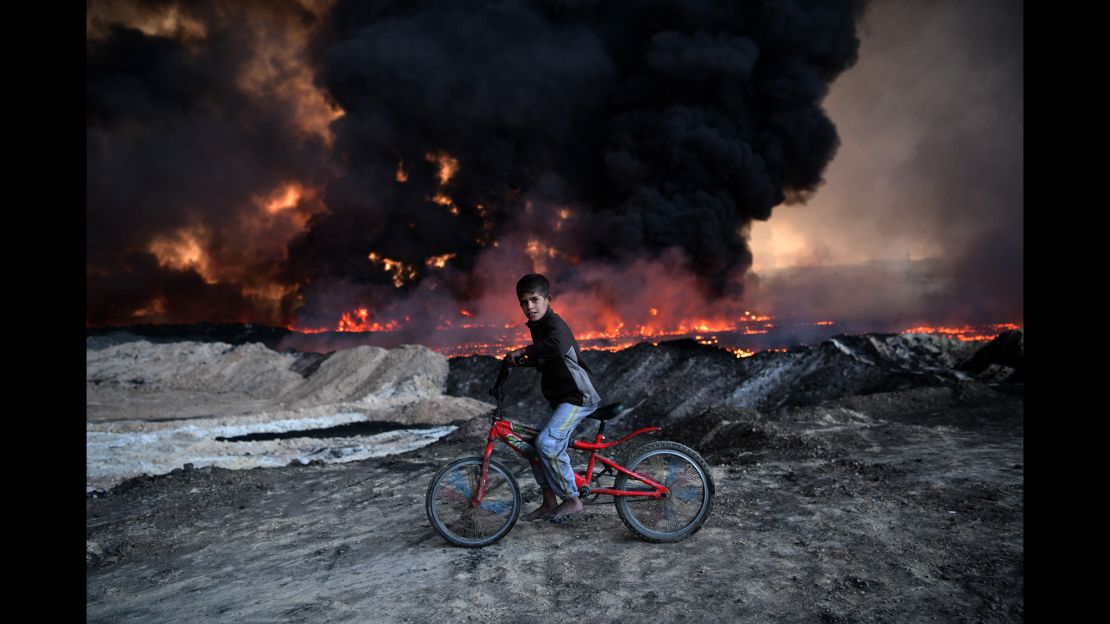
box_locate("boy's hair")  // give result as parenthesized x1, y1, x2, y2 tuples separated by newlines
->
(516, 273, 551, 298)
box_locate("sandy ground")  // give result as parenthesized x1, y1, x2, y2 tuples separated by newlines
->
(86, 381, 1022, 623)
(86, 340, 490, 491)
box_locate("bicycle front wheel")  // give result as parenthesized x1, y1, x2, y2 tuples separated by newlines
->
(426, 456, 521, 547)
(614, 441, 715, 543)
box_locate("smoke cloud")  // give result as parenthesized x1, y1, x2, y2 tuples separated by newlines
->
(87, 0, 870, 332)
(86, 0, 339, 325)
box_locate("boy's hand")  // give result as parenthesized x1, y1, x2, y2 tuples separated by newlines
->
(506, 348, 526, 366)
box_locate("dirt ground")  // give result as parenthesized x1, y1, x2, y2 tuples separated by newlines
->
(86, 380, 1022, 623)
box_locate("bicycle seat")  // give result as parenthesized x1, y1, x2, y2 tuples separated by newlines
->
(587, 402, 625, 421)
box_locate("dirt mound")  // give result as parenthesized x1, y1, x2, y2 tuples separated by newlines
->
(828, 332, 983, 370)
(662, 405, 831, 464)
(800, 379, 1025, 433)
(86, 324, 293, 351)
(957, 328, 1024, 382)
(87, 340, 450, 409)
(659, 379, 1023, 467)
(446, 330, 1015, 433)
(87, 340, 493, 491)
(87, 340, 304, 397)
(279, 344, 447, 407)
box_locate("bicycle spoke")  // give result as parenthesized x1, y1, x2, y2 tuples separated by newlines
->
(649, 455, 666, 484)
(484, 475, 508, 496)
(431, 460, 519, 545)
(665, 456, 686, 486)
(664, 500, 679, 530)
(437, 487, 470, 505)
(621, 451, 707, 536)
(479, 499, 513, 515)
(475, 473, 512, 515)
(671, 473, 704, 504)
(444, 469, 472, 499)
(641, 501, 666, 525)
(671, 488, 703, 504)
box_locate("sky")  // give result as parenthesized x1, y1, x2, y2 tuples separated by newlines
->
(746, 0, 1022, 325)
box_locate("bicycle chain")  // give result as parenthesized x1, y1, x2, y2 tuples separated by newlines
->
(581, 465, 617, 504)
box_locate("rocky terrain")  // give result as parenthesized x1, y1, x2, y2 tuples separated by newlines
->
(447, 331, 1004, 431)
(86, 328, 1023, 623)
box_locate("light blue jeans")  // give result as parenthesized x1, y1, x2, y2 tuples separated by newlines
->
(530, 402, 600, 500)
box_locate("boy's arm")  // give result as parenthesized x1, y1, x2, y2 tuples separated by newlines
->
(522, 325, 570, 364)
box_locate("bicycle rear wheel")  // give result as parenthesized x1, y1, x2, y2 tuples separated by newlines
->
(426, 456, 521, 547)
(614, 441, 714, 543)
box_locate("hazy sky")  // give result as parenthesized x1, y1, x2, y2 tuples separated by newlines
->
(749, 0, 1022, 276)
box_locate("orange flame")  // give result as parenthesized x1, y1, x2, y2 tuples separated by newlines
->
(729, 347, 758, 358)
(426, 151, 459, 186)
(148, 228, 218, 284)
(285, 272, 1018, 363)
(425, 252, 456, 268)
(553, 208, 572, 231)
(430, 192, 461, 216)
(525, 239, 562, 273)
(261, 184, 303, 214)
(367, 252, 417, 288)
(131, 296, 168, 318)
(900, 323, 1019, 342)
(336, 308, 401, 333)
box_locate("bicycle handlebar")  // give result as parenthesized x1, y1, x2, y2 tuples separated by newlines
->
(488, 354, 529, 421)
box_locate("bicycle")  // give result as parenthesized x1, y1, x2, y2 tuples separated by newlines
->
(425, 356, 715, 547)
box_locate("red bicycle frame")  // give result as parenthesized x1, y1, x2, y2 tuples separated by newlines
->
(471, 416, 669, 506)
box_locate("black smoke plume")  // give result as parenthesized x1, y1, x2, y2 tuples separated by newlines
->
(87, 0, 869, 328)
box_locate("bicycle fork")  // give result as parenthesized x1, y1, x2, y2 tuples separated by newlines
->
(469, 437, 497, 507)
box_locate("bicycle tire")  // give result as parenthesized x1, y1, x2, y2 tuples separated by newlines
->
(425, 456, 521, 548)
(613, 441, 715, 543)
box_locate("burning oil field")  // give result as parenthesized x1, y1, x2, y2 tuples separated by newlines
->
(86, 0, 1023, 622)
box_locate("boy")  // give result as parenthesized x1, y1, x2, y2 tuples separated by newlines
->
(506, 273, 602, 524)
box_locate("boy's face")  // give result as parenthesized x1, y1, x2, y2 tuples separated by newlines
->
(518, 290, 551, 322)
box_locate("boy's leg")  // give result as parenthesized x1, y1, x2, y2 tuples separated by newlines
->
(524, 460, 558, 521)
(525, 403, 579, 520)
(534, 402, 600, 523)
(529, 460, 548, 491)
(524, 408, 563, 521)
(523, 486, 559, 521)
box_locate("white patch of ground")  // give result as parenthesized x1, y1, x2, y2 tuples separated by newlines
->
(86, 338, 492, 492)
(86, 411, 456, 492)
